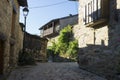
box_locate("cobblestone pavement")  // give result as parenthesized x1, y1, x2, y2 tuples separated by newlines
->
(7, 62, 107, 80)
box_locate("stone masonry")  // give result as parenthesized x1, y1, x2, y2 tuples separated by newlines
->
(0, 0, 27, 75)
(73, 0, 120, 79)
(24, 32, 48, 62)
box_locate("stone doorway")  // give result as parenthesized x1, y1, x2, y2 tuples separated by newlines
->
(0, 40, 4, 74)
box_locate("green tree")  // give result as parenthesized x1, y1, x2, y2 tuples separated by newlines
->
(48, 41, 58, 55)
(47, 25, 78, 60)
(57, 25, 72, 54)
(57, 25, 78, 59)
(66, 40, 78, 58)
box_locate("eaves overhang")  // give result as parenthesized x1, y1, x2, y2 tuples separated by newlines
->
(39, 19, 60, 30)
(17, 0, 28, 7)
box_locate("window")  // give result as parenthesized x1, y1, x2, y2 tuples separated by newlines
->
(84, 0, 109, 26)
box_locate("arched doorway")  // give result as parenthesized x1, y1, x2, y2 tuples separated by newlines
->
(0, 40, 4, 74)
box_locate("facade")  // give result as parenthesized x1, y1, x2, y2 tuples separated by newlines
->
(73, 0, 120, 78)
(39, 14, 78, 47)
(39, 14, 78, 38)
(24, 32, 48, 62)
(0, 0, 27, 75)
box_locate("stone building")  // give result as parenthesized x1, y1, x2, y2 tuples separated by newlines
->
(0, 0, 28, 75)
(24, 32, 48, 62)
(72, 0, 120, 78)
(39, 14, 78, 47)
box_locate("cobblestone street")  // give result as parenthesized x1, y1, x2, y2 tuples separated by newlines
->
(7, 62, 106, 80)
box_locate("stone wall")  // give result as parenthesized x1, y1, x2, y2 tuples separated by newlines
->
(74, 0, 120, 79)
(0, 0, 24, 75)
(24, 32, 48, 62)
(40, 38, 48, 61)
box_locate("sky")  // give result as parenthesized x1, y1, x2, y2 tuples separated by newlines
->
(19, 0, 78, 35)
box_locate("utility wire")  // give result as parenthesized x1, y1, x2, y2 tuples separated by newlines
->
(29, 1, 68, 9)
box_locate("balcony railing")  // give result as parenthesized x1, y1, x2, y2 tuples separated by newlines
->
(84, 0, 109, 27)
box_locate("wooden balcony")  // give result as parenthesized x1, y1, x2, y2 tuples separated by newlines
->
(84, 0, 109, 28)
(41, 27, 54, 37)
(86, 19, 108, 28)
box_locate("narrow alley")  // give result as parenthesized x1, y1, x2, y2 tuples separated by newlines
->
(1, 0, 120, 80)
(7, 62, 106, 80)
